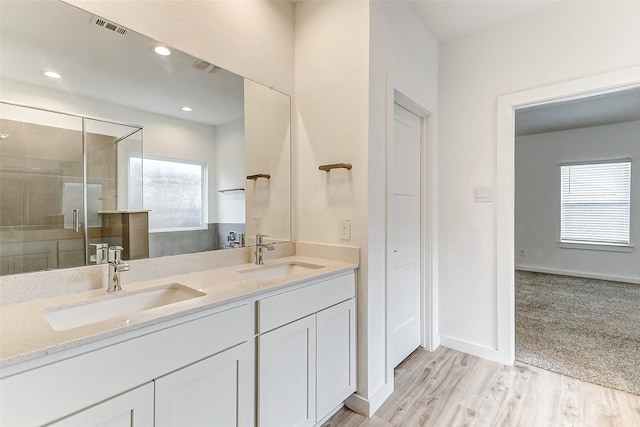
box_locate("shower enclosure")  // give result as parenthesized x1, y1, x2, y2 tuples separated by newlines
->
(0, 101, 143, 275)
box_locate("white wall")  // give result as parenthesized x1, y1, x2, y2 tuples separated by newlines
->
(215, 118, 245, 224)
(515, 121, 640, 283)
(294, 0, 438, 415)
(438, 1, 640, 359)
(294, 0, 369, 248)
(245, 80, 291, 242)
(366, 0, 439, 414)
(294, 0, 371, 408)
(63, 0, 294, 95)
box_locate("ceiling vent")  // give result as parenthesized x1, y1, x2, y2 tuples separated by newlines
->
(192, 60, 217, 73)
(91, 16, 127, 36)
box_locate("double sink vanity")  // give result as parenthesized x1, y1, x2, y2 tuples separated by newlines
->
(0, 243, 358, 427)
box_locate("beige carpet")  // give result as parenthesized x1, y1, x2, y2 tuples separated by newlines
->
(515, 270, 640, 395)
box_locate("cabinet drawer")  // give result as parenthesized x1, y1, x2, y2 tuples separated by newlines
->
(257, 272, 355, 334)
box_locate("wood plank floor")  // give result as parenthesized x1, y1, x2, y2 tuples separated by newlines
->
(322, 347, 640, 427)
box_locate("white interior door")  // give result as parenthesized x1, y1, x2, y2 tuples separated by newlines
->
(388, 103, 422, 368)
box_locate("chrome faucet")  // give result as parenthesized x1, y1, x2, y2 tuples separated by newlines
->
(107, 246, 130, 292)
(255, 234, 275, 265)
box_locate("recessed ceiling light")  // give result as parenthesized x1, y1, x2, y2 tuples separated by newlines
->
(44, 71, 62, 79)
(181, 107, 193, 112)
(154, 46, 171, 56)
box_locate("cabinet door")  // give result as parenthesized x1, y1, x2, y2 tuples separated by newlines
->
(48, 383, 153, 427)
(154, 341, 254, 427)
(316, 298, 356, 420)
(258, 315, 316, 427)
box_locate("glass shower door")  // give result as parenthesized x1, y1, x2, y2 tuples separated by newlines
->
(0, 103, 144, 275)
(0, 102, 85, 274)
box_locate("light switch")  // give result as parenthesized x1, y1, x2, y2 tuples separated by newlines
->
(474, 186, 493, 202)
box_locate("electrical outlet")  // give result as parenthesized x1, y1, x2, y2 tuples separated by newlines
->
(339, 219, 351, 241)
(254, 217, 262, 234)
(519, 248, 526, 257)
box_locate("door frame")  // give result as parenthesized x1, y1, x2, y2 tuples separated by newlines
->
(496, 66, 640, 365)
(385, 89, 437, 378)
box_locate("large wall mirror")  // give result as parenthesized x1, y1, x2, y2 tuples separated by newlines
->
(0, 0, 291, 276)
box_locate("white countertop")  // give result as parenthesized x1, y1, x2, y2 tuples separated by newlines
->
(0, 255, 357, 370)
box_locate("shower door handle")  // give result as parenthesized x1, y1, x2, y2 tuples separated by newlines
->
(72, 209, 80, 232)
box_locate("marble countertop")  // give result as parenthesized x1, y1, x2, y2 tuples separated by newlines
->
(0, 255, 357, 370)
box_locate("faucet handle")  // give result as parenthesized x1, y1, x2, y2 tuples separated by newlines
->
(108, 246, 124, 263)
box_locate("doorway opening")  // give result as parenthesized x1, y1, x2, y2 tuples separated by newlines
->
(496, 67, 640, 378)
(513, 88, 640, 394)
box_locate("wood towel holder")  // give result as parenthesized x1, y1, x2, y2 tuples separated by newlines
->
(246, 174, 271, 181)
(318, 163, 352, 172)
(218, 188, 245, 193)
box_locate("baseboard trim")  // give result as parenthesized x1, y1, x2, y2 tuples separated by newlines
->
(439, 336, 499, 363)
(315, 403, 344, 426)
(345, 393, 370, 416)
(430, 334, 440, 351)
(345, 381, 393, 417)
(515, 265, 640, 285)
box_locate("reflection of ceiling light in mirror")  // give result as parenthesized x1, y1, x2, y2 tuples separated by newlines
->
(154, 46, 171, 56)
(44, 71, 61, 79)
(181, 107, 193, 112)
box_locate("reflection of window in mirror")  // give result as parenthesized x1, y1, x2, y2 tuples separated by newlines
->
(129, 155, 207, 231)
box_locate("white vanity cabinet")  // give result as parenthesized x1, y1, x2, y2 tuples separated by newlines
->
(155, 340, 254, 427)
(47, 383, 154, 427)
(0, 303, 253, 427)
(257, 272, 356, 427)
(316, 299, 356, 418)
(0, 264, 358, 427)
(258, 314, 317, 427)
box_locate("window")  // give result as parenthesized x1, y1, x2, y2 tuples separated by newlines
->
(560, 161, 631, 246)
(130, 155, 207, 231)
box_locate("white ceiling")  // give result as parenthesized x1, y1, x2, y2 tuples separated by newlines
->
(515, 87, 640, 136)
(407, 0, 558, 42)
(407, 0, 640, 134)
(2, 0, 637, 134)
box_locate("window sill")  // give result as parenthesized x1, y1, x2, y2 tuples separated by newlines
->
(149, 227, 208, 233)
(558, 241, 634, 253)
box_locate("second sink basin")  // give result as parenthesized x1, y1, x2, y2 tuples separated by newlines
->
(238, 261, 325, 280)
(43, 283, 206, 331)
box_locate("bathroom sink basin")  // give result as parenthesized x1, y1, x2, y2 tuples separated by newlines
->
(43, 283, 206, 331)
(238, 261, 324, 280)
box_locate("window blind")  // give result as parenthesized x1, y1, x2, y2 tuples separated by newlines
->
(560, 161, 631, 245)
